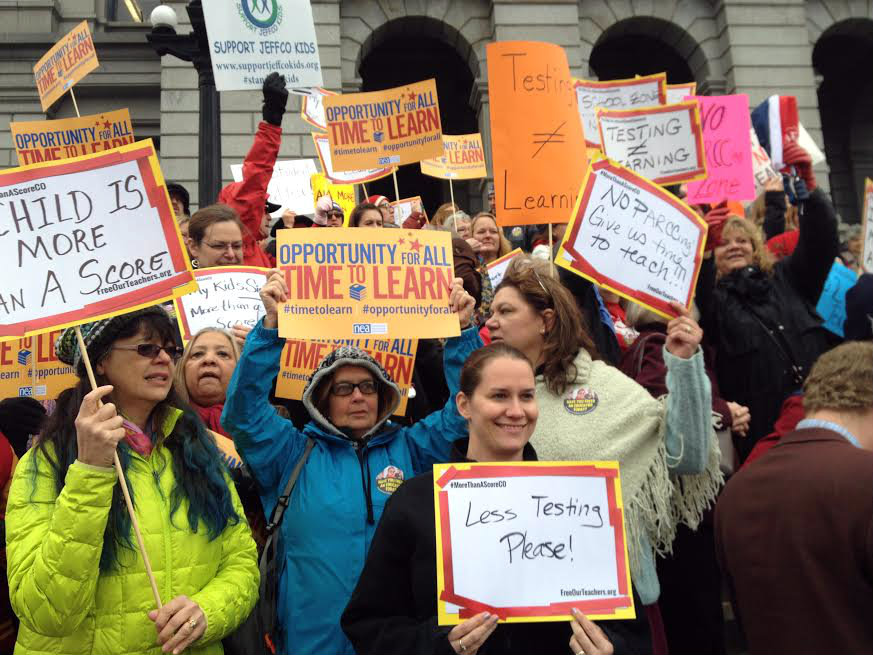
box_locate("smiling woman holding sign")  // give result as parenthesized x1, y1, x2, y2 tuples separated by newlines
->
(5, 306, 258, 655)
(342, 343, 639, 655)
(220, 269, 480, 655)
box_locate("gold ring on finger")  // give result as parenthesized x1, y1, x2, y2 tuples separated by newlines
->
(187, 618, 198, 630)
(684, 325, 692, 333)
(459, 636, 467, 652)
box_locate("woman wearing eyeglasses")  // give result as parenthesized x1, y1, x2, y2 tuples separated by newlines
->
(5, 306, 259, 655)
(187, 205, 247, 268)
(221, 269, 480, 655)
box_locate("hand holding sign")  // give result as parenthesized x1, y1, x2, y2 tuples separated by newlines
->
(665, 301, 703, 359)
(74, 384, 125, 468)
(260, 268, 288, 329)
(447, 613, 499, 655)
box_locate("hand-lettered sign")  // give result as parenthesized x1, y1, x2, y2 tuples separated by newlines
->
(433, 461, 634, 624)
(597, 102, 706, 186)
(815, 261, 860, 337)
(0, 140, 197, 340)
(312, 133, 394, 185)
(749, 128, 782, 203)
(391, 196, 427, 227)
(33, 20, 99, 111)
(310, 173, 355, 221)
(861, 178, 873, 274)
(277, 337, 417, 415)
(420, 133, 488, 180)
(665, 82, 696, 105)
(0, 330, 77, 401)
(488, 41, 588, 226)
(231, 158, 317, 217)
(558, 159, 707, 319)
(174, 267, 267, 342)
(301, 87, 336, 131)
(685, 94, 755, 204)
(574, 74, 666, 147)
(201, 0, 323, 91)
(11, 109, 135, 166)
(322, 79, 443, 171)
(276, 228, 457, 339)
(486, 248, 523, 289)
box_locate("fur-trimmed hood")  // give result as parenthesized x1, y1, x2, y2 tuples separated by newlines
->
(301, 346, 401, 440)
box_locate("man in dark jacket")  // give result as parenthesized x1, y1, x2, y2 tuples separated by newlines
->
(715, 341, 873, 655)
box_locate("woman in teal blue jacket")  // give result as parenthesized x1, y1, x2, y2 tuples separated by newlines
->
(221, 270, 479, 655)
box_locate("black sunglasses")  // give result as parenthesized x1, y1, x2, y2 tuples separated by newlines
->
(111, 344, 184, 361)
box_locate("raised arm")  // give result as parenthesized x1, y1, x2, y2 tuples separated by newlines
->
(784, 188, 839, 305)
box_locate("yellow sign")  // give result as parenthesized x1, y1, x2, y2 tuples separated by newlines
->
(276, 337, 417, 416)
(420, 133, 488, 180)
(275, 228, 458, 339)
(0, 330, 77, 401)
(323, 79, 443, 171)
(33, 20, 99, 111)
(310, 172, 356, 226)
(11, 109, 134, 166)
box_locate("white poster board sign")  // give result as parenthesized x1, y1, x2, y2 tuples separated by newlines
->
(174, 267, 268, 341)
(230, 158, 317, 217)
(574, 74, 666, 147)
(0, 141, 195, 340)
(301, 87, 335, 130)
(434, 462, 634, 623)
(797, 122, 826, 166)
(750, 128, 782, 202)
(202, 0, 323, 91)
(486, 248, 523, 289)
(597, 102, 706, 186)
(557, 159, 706, 319)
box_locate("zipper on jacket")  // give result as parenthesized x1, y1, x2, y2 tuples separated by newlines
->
(356, 448, 375, 525)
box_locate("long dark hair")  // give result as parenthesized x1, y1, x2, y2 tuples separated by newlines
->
(33, 314, 239, 572)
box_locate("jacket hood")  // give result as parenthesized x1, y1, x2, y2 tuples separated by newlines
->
(302, 345, 401, 441)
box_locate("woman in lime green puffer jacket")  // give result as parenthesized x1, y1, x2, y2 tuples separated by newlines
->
(6, 306, 259, 654)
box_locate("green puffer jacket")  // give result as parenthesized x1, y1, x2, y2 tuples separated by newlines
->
(5, 409, 259, 654)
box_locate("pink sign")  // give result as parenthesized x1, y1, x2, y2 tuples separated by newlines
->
(685, 94, 755, 204)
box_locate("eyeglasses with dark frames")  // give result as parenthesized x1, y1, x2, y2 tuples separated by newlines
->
(330, 380, 378, 396)
(111, 344, 185, 361)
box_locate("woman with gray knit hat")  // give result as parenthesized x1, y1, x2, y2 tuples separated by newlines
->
(221, 269, 480, 655)
(5, 305, 259, 655)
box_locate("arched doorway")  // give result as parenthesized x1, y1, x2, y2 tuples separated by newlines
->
(588, 17, 702, 85)
(813, 18, 873, 223)
(358, 19, 478, 218)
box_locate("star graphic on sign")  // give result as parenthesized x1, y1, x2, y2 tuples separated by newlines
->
(398, 237, 405, 245)
(102, 120, 112, 129)
(409, 238, 421, 252)
(407, 92, 417, 103)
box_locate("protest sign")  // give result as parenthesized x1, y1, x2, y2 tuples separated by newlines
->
(797, 123, 825, 166)
(174, 267, 267, 342)
(685, 95, 755, 204)
(33, 20, 99, 111)
(815, 261, 858, 337)
(201, 0, 322, 91)
(391, 196, 427, 226)
(665, 82, 696, 105)
(275, 228, 457, 339)
(862, 178, 873, 274)
(433, 461, 633, 623)
(301, 87, 336, 131)
(749, 128, 782, 202)
(486, 248, 523, 289)
(276, 337, 417, 415)
(312, 133, 394, 185)
(420, 133, 488, 180)
(231, 158, 316, 216)
(310, 173, 355, 220)
(574, 73, 666, 147)
(0, 330, 77, 401)
(11, 109, 135, 166)
(0, 140, 197, 340)
(596, 101, 706, 186)
(558, 159, 707, 319)
(488, 41, 588, 226)
(322, 79, 443, 171)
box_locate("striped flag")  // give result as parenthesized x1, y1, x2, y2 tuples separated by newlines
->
(751, 95, 799, 171)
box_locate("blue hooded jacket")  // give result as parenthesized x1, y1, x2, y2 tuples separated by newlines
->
(221, 321, 481, 655)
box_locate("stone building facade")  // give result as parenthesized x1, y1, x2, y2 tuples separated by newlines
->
(1, 0, 871, 222)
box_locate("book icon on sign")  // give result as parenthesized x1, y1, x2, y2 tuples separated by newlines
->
(349, 284, 366, 301)
(17, 350, 31, 366)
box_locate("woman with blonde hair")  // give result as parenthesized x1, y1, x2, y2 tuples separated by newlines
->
(467, 212, 512, 326)
(697, 185, 840, 462)
(431, 202, 459, 228)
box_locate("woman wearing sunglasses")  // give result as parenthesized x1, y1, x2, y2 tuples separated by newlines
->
(221, 269, 480, 655)
(5, 306, 258, 655)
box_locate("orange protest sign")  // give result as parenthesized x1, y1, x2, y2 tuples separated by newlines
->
(312, 133, 394, 185)
(33, 20, 99, 111)
(0, 330, 77, 401)
(420, 133, 488, 180)
(11, 109, 135, 166)
(574, 73, 667, 147)
(488, 41, 588, 226)
(275, 228, 457, 339)
(665, 82, 697, 104)
(322, 79, 443, 171)
(277, 337, 417, 416)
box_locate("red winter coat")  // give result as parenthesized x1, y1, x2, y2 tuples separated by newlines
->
(217, 121, 280, 268)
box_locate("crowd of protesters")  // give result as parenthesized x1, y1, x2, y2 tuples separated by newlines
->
(0, 71, 871, 655)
